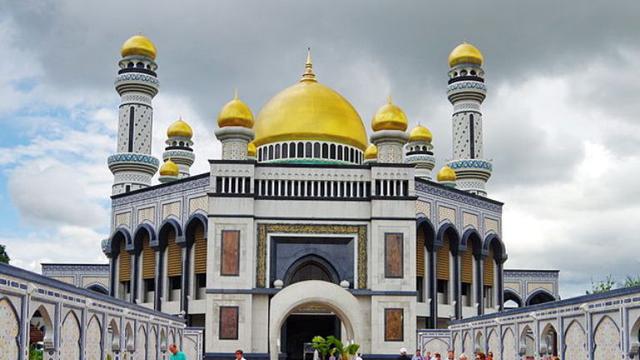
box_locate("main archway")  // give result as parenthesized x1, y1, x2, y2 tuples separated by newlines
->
(269, 280, 365, 360)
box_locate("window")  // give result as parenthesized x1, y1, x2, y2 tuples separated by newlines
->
(437, 280, 449, 304)
(314, 143, 320, 157)
(169, 276, 181, 301)
(416, 276, 424, 303)
(322, 143, 328, 158)
(144, 279, 155, 303)
(461, 283, 471, 307)
(221, 230, 240, 276)
(195, 274, 206, 300)
(384, 233, 404, 278)
(330, 144, 336, 159)
(337, 145, 343, 160)
(297, 143, 304, 157)
(484, 285, 493, 308)
(275, 144, 280, 159)
(282, 143, 288, 158)
(305, 142, 312, 157)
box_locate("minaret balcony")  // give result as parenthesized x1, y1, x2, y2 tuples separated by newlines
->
(108, 153, 159, 175)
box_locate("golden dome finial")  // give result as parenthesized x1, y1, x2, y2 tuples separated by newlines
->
(437, 165, 457, 182)
(234, 88, 239, 100)
(387, 95, 393, 104)
(371, 97, 408, 132)
(218, 93, 254, 128)
(301, 47, 317, 82)
(409, 124, 432, 143)
(448, 42, 484, 67)
(159, 159, 180, 176)
(167, 117, 193, 138)
(121, 34, 157, 60)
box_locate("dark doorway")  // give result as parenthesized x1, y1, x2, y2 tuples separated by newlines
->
(282, 314, 341, 360)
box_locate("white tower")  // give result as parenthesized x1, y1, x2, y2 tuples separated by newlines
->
(405, 124, 436, 179)
(446, 42, 492, 196)
(370, 97, 409, 163)
(163, 118, 195, 177)
(108, 35, 160, 195)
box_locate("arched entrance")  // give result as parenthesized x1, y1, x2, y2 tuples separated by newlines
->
(269, 281, 365, 360)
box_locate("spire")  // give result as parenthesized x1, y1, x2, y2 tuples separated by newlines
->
(301, 47, 316, 82)
(234, 88, 239, 100)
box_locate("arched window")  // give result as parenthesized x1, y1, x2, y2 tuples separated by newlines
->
(313, 143, 320, 158)
(337, 145, 343, 160)
(322, 143, 329, 158)
(127, 62, 134, 68)
(136, 62, 144, 68)
(350, 148, 355, 163)
(268, 145, 274, 160)
(297, 143, 304, 158)
(282, 143, 289, 158)
(289, 142, 296, 158)
(330, 144, 336, 159)
(305, 142, 312, 157)
(275, 144, 281, 159)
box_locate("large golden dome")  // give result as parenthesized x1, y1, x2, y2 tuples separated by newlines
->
(448, 42, 483, 67)
(253, 53, 367, 151)
(121, 35, 157, 60)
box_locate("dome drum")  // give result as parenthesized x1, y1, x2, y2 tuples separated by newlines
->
(257, 140, 364, 165)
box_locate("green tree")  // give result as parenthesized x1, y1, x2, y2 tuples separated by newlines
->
(327, 336, 360, 360)
(0, 244, 9, 264)
(311, 336, 332, 360)
(623, 275, 640, 288)
(587, 275, 616, 294)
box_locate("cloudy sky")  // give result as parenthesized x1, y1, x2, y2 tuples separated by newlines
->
(1, 0, 639, 298)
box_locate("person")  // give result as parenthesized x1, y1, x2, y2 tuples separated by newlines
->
(235, 349, 247, 360)
(355, 353, 363, 360)
(486, 352, 493, 360)
(168, 344, 187, 360)
(329, 354, 336, 360)
(398, 348, 411, 360)
(434, 353, 441, 360)
(425, 352, 431, 360)
(474, 353, 486, 360)
(447, 351, 455, 360)
(458, 355, 468, 360)
(412, 349, 424, 360)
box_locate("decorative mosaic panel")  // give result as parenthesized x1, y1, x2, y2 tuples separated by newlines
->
(256, 224, 367, 288)
(138, 206, 155, 224)
(384, 233, 403, 278)
(423, 339, 449, 356)
(484, 218, 499, 235)
(189, 196, 208, 215)
(594, 316, 622, 359)
(416, 200, 431, 216)
(162, 201, 181, 220)
(0, 299, 19, 360)
(438, 206, 456, 224)
(60, 312, 81, 360)
(136, 326, 147, 360)
(488, 330, 500, 360)
(463, 212, 478, 229)
(221, 230, 240, 276)
(564, 321, 588, 360)
(86, 316, 102, 360)
(527, 282, 554, 294)
(219, 306, 239, 340)
(115, 212, 131, 228)
(384, 308, 404, 341)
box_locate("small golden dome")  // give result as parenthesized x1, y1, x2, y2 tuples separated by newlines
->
(364, 144, 378, 160)
(167, 118, 193, 138)
(121, 35, 157, 60)
(371, 97, 408, 132)
(448, 42, 483, 67)
(409, 125, 432, 143)
(218, 93, 254, 128)
(247, 142, 257, 157)
(159, 159, 179, 176)
(437, 166, 457, 182)
(254, 53, 368, 150)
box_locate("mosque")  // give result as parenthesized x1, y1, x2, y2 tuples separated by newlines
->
(43, 35, 560, 360)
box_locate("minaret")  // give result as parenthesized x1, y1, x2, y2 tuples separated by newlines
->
(446, 42, 492, 196)
(108, 35, 160, 195)
(370, 97, 409, 163)
(405, 124, 436, 179)
(163, 118, 195, 177)
(214, 90, 255, 160)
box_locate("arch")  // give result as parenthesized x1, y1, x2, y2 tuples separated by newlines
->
(525, 289, 556, 306)
(125, 321, 135, 351)
(108, 318, 120, 352)
(133, 223, 157, 252)
(461, 228, 482, 256)
(87, 283, 109, 295)
(160, 328, 168, 353)
(136, 325, 148, 360)
(185, 213, 208, 245)
(29, 304, 54, 348)
(462, 331, 472, 354)
(564, 320, 588, 359)
(519, 325, 535, 357)
(283, 254, 340, 285)
(149, 326, 158, 360)
(487, 329, 500, 359)
(540, 322, 558, 356)
(452, 332, 460, 355)
(503, 289, 523, 308)
(109, 227, 132, 255)
(268, 280, 366, 360)
(423, 338, 449, 356)
(158, 218, 183, 248)
(86, 315, 103, 360)
(416, 216, 436, 251)
(475, 330, 485, 353)
(60, 310, 81, 359)
(593, 315, 622, 359)
(436, 223, 460, 253)
(0, 297, 20, 359)
(501, 328, 516, 360)
(483, 234, 506, 263)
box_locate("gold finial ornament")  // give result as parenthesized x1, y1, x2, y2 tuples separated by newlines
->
(121, 34, 157, 60)
(408, 124, 433, 143)
(437, 165, 457, 182)
(301, 47, 317, 82)
(448, 42, 483, 67)
(364, 144, 378, 160)
(371, 97, 409, 132)
(218, 91, 254, 128)
(247, 142, 257, 157)
(159, 159, 180, 176)
(167, 118, 193, 138)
